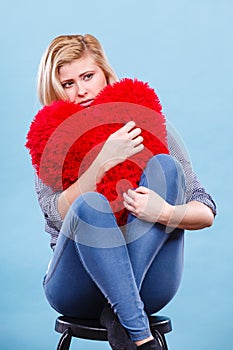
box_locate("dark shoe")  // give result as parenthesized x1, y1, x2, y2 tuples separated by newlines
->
(137, 334, 164, 350)
(100, 303, 137, 350)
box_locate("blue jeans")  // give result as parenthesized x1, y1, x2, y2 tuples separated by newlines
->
(43, 154, 186, 341)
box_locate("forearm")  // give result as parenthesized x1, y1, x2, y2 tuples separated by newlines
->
(161, 200, 215, 230)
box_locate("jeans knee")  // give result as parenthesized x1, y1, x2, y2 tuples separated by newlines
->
(70, 192, 115, 227)
(72, 191, 108, 213)
(66, 192, 125, 248)
(142, 154, 186, 205)
(147, 154, 182, 175)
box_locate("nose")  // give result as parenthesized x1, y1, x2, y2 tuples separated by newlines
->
(76, 81, 88, 97)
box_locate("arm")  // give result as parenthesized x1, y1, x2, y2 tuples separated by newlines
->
(123, 187, 214, 230)
(167, 200, 214, 229)
(58, 121, 144, 219)
(123, 129, 216, 231)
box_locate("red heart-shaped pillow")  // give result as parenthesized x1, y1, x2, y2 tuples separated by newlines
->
(26, 78, 169, 225)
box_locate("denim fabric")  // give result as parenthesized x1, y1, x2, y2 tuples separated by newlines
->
(43, 154, 186, 341)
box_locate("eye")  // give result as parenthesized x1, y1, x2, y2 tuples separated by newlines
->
(61, 81, 74, 88)
(83, 73, 94, 81)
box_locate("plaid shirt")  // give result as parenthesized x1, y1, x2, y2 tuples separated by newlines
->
(34, 130, 217, 249)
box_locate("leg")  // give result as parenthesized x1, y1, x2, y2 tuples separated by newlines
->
(69, 192, 151, 342)
(126, 154, 186, 295)
(140, 228, 184, 314)
(43, 224, 106, 318)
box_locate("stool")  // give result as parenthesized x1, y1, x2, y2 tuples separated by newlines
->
(55, 315, 172, 350)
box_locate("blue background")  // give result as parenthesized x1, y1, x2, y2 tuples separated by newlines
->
(1, 0, 232, 349)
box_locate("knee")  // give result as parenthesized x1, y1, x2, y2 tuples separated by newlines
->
(72, 192, 111, 215)
(147, 154, 183, 176)
(70, 192, 114, 226)
(143, 154, 186, 205)
(148, 154, 185, 186)
(68, 192, 123, 248)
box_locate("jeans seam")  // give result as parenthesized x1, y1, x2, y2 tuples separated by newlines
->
(43, 234, 70, 285)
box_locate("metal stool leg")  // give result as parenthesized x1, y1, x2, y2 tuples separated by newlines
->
(153, 329, 169, 350)
(56, 328, 72, 350)
(160, 334, 169, 350)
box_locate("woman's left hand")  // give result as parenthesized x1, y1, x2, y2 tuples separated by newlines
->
(123, 186, 171, 223)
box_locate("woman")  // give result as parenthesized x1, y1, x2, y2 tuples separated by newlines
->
(31, 34, 216, 350)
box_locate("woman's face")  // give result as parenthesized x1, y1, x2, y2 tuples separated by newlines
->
(59, 54, 107, 107)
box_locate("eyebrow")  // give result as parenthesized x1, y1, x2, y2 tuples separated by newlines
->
(60, 70, 95, 84)
(80, 70, 92, 77)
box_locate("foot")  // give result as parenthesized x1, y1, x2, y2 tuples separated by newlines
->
(137, 332, 164, 350)
(100, 303, 137, 350)
(137, 338, 163, 350)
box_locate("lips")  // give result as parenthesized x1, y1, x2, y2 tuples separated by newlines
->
(79, 99, 94, 108)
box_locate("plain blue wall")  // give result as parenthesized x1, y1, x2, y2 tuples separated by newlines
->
(1, 0, 232, 349)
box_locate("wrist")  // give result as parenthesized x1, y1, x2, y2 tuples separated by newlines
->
(92, 155, 107, 182)
(159, 202, 173, 226)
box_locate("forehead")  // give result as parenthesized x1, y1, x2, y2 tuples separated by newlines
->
(59, 55, 98, 78)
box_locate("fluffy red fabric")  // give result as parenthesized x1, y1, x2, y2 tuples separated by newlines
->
(26, 78, 169, 225)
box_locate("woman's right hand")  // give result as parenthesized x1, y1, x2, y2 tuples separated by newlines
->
(97, 121, 144, 172)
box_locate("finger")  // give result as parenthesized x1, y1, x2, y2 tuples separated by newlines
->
(135, 186, 149, 194)
(131, 143, 144, 155)
(132, 135, 143, 146)
(128, 127, 142, 139)
(127, 189, 137, 199)
(123, 200, 135, 213)
(123, 192, 134, 204)
(121, 121, 136, 133)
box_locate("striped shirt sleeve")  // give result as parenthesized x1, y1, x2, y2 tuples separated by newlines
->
(34, 174, 62, 248)
(167, 130, 216, 215)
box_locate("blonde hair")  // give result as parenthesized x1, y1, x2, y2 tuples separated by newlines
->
(37, 34, 118, 105)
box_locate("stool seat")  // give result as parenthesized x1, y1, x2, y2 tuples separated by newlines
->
(55, 315, 172, 349)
